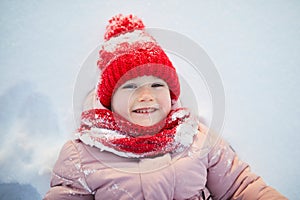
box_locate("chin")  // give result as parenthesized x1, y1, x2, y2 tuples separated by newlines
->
(133, 117, 163, 127)
(134, 121, 155, 127)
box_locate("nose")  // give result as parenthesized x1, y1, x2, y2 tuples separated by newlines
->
(137, 86, 154, 102)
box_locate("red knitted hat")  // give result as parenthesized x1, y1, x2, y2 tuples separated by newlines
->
(97, 14, 180, 108)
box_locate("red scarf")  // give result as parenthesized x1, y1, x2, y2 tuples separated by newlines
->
(77, 108, 198, 158)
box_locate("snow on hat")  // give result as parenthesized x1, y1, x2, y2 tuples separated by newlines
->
(97, 14, 180, 108)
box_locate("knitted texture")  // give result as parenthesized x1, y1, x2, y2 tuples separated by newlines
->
(77, 108, 198, 158)
(97, 14, 180, 108)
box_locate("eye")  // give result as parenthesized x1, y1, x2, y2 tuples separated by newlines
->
(122, 83, 137, 89)
(151, 83, 165, 88)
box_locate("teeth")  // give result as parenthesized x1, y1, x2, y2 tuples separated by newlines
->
(134, 108, 156, 113)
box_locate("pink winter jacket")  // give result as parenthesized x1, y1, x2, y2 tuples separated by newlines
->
(44, 131, 286, 200)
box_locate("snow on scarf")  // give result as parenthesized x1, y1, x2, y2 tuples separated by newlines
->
(76, 108, 199, 158)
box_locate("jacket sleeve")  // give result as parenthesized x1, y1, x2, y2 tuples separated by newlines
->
(43, 140, 94, 200)
(206, 138, 287, 200)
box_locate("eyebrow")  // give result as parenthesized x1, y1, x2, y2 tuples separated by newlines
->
(120, 78, 166, 88)
(121, 83, 136, 88)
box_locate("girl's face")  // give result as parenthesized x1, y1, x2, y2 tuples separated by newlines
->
(111, 76, 172, 127)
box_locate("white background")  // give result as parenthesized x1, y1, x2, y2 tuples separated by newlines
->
(0, 0, 299, 199)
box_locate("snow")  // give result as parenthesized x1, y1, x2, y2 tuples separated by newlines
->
(102, 30, 155, 52)
(0, 1, 299, 199)
(107, 183, 136, 199)
(175, 117, 198, 148)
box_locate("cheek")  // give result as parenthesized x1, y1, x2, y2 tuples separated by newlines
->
(158, 90, 172, 113)
(111, 92, 130, 116)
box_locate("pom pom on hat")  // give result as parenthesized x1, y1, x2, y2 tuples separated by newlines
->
(97, 14, 180, 108)
(104, 14, 145, 41)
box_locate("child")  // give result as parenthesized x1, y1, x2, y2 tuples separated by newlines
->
(44, 14, 287, 200)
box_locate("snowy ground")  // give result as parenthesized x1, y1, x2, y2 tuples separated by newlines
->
(0, 1, 299, 199)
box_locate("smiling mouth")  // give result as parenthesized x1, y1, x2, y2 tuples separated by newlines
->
(132, 107, 158, 114)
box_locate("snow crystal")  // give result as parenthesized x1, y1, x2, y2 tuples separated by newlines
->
(210, 149, 221, 162)
(226, 159, 232, 168)
(111, 183, 118, 190)
(174, 118, 198, 147)
(107, 183, 136, 199)
(52, 172, 73, 184)
(81, 119, 93, 126)
(171, 109, 189, 121)
(102, 30, 155, 52)
(75, 163, 81, 170)
(83, 169, 97, 176)
(78, 131, 141, 158)
(68, 190, 76, 196)
(77, 177, 92, 193)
